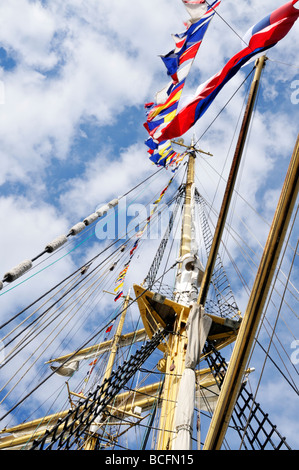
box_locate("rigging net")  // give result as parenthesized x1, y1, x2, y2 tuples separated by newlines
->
(203, 341, 292, 450)
(30, 323, 173, 450)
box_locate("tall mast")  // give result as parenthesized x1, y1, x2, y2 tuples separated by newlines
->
(156, 139, 211, 450)
(175, 137, 205, 306)
(156, 149, 195, 449)
(197, 55, 267, 307)
(157, 56, 267, 450)
(187, 55, 268, 448)
(84, 291, 131, 450)
(179, 141, 196, 259)
(203, 132, 299, 450)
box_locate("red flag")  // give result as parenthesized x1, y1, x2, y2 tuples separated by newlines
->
(114, 291, 123, 302)
(89, 359, 98, 366)
(153, 1, 299, 143)
(105, 321, 115, 332)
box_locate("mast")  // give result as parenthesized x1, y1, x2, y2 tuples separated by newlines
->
(156, 149, 195, 450)
(179, 142, 196, 259)
(186, 55, 269, 449)
(203, 132, 299, 450)
(197, 55, 267, 307)
(175, 137, 205, 307)
(157, 57, 267, 450)
(84, 291, 131, 450)
(156, 139, 213, 450)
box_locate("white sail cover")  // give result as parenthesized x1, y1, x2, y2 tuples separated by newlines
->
(172, 368, 195, 450)
(50, 361, 79, 377)
(172, 303, 212, 449)
(185, 303, 212, 369)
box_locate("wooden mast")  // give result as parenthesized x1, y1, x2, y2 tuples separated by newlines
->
(197, 55, 267, 307)
(84, 291, 131, 450)
(156, 147, 196, 450)
(180, 144, 196, 259)
(187, 54, 268, 449)
(155, 57, 267, 449)
(203, 132, 299, 450)
(156, 55, 267, 450)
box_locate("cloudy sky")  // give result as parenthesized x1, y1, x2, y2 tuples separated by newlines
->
(0, 0, 298, 449)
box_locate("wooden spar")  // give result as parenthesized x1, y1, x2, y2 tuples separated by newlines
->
(2, 366, 250, 449)
(203, 132, 299, 450)
(197, 55, 267, 307)
(180, 146, 196, 258)
(46, 328, 147, 366)
(99, 292, 131, 388)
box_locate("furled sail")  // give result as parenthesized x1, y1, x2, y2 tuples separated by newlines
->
(172, 303, 212, 450)
(144, 0, 221, 169)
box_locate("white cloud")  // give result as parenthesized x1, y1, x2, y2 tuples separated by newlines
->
(0, 195, 73, 309)
(0, 0, 57, 69)
(0, 0, 298, 448)
(0, 0, 181, 188)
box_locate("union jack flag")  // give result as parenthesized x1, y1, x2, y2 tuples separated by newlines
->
(153, 0, 299, 143)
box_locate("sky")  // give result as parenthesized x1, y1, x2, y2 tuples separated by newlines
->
(0, 0, 298, 450)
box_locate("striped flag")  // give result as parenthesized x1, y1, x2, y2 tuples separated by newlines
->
(89, 359, 98, 366)
(105, 320, 115, 333)
(160, 3, 220, 83)
(114, 292, 123, 302)
(113, 178, 174, 300)
(153, 0, 299, 143)
(144, 1, 221, 168)
(147, 1, 221, 130)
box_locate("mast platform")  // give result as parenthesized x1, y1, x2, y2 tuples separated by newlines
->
(133, 284, 241, 356)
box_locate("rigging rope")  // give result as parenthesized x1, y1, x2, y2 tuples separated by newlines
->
(197, 191, 298, 397)
(194, 66, 255, 147)
(205, 1, 250, 48)
(0, 261, 178, 424)
(0, 166, 166, 294)
(203, 341, 292, 450)
(0, 167, 184, 427)
(197, 183, 298, 323)
(245, 208, 299, 403)
(29, 322, 174, 450)
(0, 165, 182, 336)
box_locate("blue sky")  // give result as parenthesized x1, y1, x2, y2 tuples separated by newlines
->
(0, 0, 298, 449)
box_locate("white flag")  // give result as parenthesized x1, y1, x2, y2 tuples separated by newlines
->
(182, 0, 207, 21)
